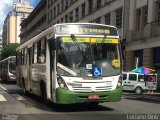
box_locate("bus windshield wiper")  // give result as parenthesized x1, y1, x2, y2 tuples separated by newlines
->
(57, 63, 77, 76)
(70, 34, 89, 61)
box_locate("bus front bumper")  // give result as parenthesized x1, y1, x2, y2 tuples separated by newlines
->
(55, 86, 123, 104)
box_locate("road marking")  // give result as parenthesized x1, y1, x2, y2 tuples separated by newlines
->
(0, 94, 7, 101)
(12, 94, 26, 101)
(0, 85, 7, 91)
(0, 91, 6, 94)
(123, 94, 160, 100)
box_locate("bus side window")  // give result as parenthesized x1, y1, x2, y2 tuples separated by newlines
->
(37, 39, 46, 63)
(33, 43, 38, 64)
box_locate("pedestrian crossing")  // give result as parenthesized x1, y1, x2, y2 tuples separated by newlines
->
(0, 94, 7, 101)
(11, 94, 26, 101)
(0, 84, 26, 102)
(0, 94, 26, 102)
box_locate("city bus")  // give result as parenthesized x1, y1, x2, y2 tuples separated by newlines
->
(0, 56, 16, 82)
(16, 23, 123, 104)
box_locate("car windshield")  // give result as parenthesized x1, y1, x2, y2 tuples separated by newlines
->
(56, 36, 121, 77)
(9, 61, 16, 74)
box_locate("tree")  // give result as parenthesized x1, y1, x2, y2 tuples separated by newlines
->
(1, 43, 19, 60)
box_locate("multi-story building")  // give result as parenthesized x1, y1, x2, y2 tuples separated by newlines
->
(21, 0, 160, 71)
(125, 0, 160, 71)
(20, 0, 129, 44)
(0, 30, 2, 59)
(20, 0, 47, 44)
(2, 1, 33, 45)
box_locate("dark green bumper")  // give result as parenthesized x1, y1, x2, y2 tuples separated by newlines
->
(55, 86, 123, 104)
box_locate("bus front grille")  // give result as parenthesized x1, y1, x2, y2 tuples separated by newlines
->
(71, 86, 112, 92)
(67, 81, 113, 92)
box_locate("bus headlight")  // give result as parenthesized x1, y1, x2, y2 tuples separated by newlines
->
(57, 76, 68, 89)
(117, 75, 123, 88)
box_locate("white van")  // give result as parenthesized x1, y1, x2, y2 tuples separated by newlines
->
(122, 72, 148, 94)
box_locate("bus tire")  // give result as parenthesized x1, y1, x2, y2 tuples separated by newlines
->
(40, 81, 48, 104)
(135, 87, 143, 95)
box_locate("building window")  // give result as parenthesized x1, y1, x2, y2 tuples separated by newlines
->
(88, 0, 93, 14)
(57, 4, 60, 14)
(105, 13, 110, 25)
(136, 9, 141, 31)
(47, 13, 49, 22)
(158, 1, 160, 20)
(143, 6, 148, 27)
(48, 0, 51, 8)
(134, 50, 143, 67)
(50, 10, 53, 20)
(65, 14, 68, 23)
(153, 47, 160, 68)
(136, 6, 147, 32)
(95, 17, 101, 24)
(96, 0, 101, 9)
(116, 8, 122, 28)
(81, 3, 85, 18)
(70, 0, 74, 4)
(69, 11, 73, 22)
(54, 7, 56, 17)
(61, 0, 64, 11)
(75, 7, 79, 21)
(65, 0, 68, 9)
(61, 18, 64, 23)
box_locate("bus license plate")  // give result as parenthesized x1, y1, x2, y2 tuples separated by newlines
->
(88, 95, 99, 100)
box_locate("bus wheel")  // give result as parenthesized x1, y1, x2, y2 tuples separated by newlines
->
(40, 81, 48, 104)
(135, 87, 143, 95)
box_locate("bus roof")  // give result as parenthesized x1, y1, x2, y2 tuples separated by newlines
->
(17, 23, 119, 51)
(0, 56, 16, 63)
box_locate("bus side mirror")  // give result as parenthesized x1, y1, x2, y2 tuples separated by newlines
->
(112, 59, 120, 69)
(56, 37, 63, 50)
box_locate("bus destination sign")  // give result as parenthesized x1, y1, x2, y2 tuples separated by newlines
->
(56, 24, 118, 36)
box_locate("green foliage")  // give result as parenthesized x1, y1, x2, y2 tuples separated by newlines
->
(1, 43, 19, 60)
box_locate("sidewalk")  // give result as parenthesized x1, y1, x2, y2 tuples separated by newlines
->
(144, 91, 160, 96)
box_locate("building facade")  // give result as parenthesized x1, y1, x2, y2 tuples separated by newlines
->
(20, 0, 129, 44)
(2, 1, 33, 45)
(0, 30, 2, 59)
(125, 0, 160, 71)
(21, 0, 160, 71)
(20, 0, 47, 44)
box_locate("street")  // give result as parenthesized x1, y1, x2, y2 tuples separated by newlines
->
(0, 80, 160, 120)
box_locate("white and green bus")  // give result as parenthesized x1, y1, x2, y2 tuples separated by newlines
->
(16, 23, 123, 104)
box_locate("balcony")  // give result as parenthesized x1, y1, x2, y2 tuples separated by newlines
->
(126, 20, 160, 42)
(151, 20, 160, 38)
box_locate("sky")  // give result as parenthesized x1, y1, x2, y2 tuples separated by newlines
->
(0, 0, 40, 31)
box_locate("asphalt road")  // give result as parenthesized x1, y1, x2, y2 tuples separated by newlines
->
(0, 80, 160, 120)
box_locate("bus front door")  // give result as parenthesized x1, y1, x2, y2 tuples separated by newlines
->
(27, 48, 32, 92)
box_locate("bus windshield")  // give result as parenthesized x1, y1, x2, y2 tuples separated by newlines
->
(56, 36, 121, 77)
(9, 61, 16, 74)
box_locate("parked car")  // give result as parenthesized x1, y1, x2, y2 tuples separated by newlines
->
(122, 72, 148, 95)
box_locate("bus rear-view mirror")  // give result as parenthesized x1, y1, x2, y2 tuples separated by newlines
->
(111, 59, 120, 69)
